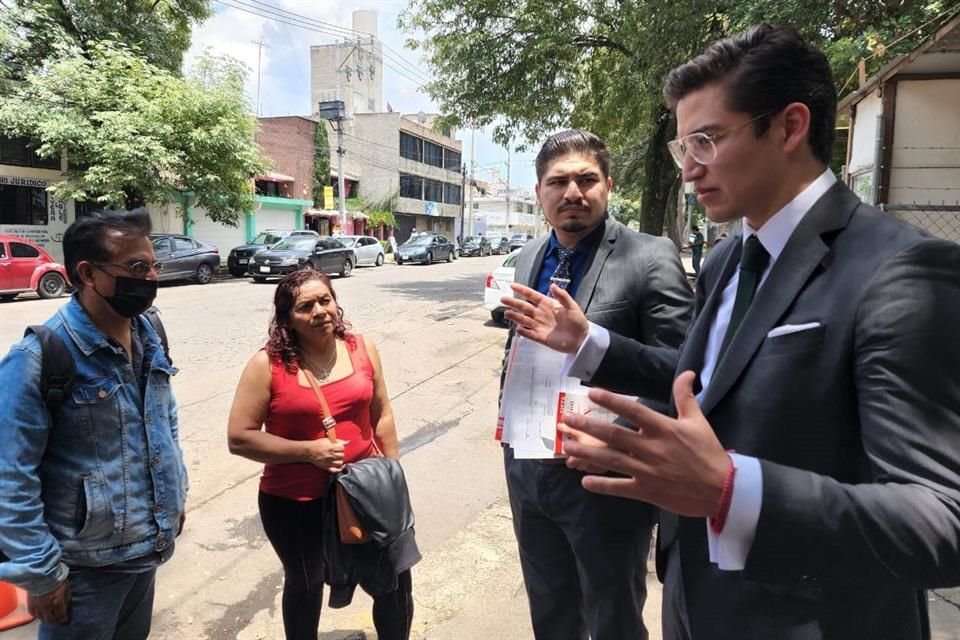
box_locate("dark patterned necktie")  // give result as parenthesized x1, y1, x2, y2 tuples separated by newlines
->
(550, 246, 576, 290)
(718, 235, 770, 359)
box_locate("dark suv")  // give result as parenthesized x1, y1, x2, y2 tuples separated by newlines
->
(227, 229, 319, 277)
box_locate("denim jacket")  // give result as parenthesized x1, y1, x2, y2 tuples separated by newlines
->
(0, 296, 188, 595)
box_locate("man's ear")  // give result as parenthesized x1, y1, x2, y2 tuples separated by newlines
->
(781, 102, 812, 154)
(75, 261, 98, 288)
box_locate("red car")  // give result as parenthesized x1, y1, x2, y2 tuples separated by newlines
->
(0, 234, 70, 301)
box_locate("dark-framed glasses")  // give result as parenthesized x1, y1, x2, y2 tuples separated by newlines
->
(95, 261, 164, 277)
(667, 111, 775, 169)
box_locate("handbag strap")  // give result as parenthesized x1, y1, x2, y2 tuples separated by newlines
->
(300, 365, 385, 458)
(301, 367, 338, 442)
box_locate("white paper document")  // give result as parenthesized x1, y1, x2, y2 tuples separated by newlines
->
(496, 337, 619, 459)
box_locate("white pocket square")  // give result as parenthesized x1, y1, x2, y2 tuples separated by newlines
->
(766, 322, 821, 338)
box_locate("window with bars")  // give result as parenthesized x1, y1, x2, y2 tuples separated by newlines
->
(424, 178, 443, 203)
(443, 183, 462, 205)
(400, 173, 423, 199)
(0, 185, 48, 225)
(0, 136, 60, 170)
(399, 132, 422, 162)
(423, 141, 444, 168)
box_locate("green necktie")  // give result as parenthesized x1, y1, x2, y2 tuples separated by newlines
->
(717, 235, 770, 360)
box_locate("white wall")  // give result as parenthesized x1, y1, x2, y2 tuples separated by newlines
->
(189, 208, 246, 259)
(252, 207, 298, 234)
(888, 79, 960, 206)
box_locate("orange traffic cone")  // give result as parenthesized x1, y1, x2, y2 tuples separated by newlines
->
(0, 580, 34, 630)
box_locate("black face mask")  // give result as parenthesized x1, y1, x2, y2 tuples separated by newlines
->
(93, 269, 158, 318)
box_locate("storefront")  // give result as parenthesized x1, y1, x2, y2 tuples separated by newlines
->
(0, 170, 72, 262)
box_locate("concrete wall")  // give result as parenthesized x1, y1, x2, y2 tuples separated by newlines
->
(889, 79, 960, 206)
(348, 112, 401, 202)
(310, 39, 383, 118)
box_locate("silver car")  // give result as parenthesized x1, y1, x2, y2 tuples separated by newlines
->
(337, 235, 385, 267)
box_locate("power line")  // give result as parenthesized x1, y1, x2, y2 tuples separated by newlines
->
(213, 0, 432, 88)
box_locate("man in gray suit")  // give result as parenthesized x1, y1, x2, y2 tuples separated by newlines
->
(499, 129, 692, 640)
(556, 25, 960, 640)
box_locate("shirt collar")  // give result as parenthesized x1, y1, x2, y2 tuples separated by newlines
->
(744, 168, 836, 262)
(547, 216, 608, 256)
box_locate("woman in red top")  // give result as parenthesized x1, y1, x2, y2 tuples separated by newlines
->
(227, 269, 411, 640)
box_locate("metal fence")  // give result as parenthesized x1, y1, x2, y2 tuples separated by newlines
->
(881, 204, 960, 244)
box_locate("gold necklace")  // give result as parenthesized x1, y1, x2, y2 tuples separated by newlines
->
(300, 343, 338, 381)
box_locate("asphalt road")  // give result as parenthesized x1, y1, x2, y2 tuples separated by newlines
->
(2, 254, 957, 639)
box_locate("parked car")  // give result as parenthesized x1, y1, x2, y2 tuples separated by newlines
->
(484, 249, 521, 324)
(228, 229, 319, 277)
(459, 235, 493, 257)
(509, 233, 534, 252)
(486, 234, 510, 255)
(0, 234, 69, 301)
(395, 234, 456, 264)
(151, 234, 220, 284)
(337, 235, 385, 267)
(249, 236, 356, 281)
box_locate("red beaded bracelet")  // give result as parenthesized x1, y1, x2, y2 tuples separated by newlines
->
(710, 453, 736, 534)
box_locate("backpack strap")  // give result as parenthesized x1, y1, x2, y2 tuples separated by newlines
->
(142, 305, 172, 365)
(24, 325, 75, 418)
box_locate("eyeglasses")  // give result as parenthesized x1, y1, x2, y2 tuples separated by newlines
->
(95, 261, 164, 276)
(667, 111, 776, 169)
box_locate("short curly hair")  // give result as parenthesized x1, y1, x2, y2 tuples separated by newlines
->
(266, 269, 353, 372)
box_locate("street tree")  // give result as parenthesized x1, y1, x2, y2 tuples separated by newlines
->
(400, 0, 954, 235)
(313, 121, 331, 208)
(0, 41, 265, 226)
(0, 0, 211, 77)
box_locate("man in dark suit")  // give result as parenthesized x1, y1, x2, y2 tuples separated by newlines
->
(555, 25, 960, 640)
(498, 129, 692, 640)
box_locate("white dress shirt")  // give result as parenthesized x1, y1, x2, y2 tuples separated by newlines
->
(567, 168, 837, 570)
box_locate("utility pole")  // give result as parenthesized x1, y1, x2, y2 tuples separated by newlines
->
(459, 162, 467, 242)
(505, 145, 512, 234)
(468, 128, 476, 235)
(252, 37, 268, 116)
(318, 100, 348, 234)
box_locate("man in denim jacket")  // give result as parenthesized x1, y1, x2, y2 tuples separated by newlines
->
(0, 209, 188, 640)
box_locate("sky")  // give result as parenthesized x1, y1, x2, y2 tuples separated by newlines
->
(186, 0, 539, 194)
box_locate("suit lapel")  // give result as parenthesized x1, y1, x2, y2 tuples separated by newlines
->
(574, 219, 618, 310)
(676, 238, 742, 379)
(518, 238, 550, 289)
(698, 183, 858, 415)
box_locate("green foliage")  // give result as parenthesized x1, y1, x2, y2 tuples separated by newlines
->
(400, 0, 954, 234)
(345, 191, 399, 228)
(0, 0, 212, 77)
(312, 122, 330, 208)
(0, 42, 266, 225)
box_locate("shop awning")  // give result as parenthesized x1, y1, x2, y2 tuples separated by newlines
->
(256, 172, 295, 183)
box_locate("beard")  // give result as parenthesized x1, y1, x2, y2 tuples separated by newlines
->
(556, 219, 590, 233)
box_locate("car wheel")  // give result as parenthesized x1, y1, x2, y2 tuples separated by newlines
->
(0, 293, 18, 302)
(252, 276, 267, 283)
(340, 259, 353, 277)
(425, 251, 432, 265)
(195, 263, 214, 284)
(375, 253, 384, 266)
(447, 250, 454, 262)
(396, 257, 403, 265)
(228, 268, 247, 278)
(37, 272, 66, 299)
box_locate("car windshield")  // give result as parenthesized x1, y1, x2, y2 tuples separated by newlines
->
(338, 237, 358, 247)
(252, 232, 284, 245)
(510, 234, 526, 241)
(464, 236, 483, 244)
(272, 238, 315, 251)
(404, 236, 433, 246)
